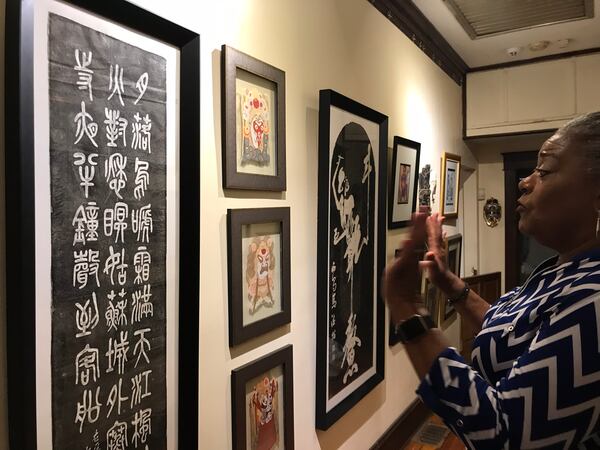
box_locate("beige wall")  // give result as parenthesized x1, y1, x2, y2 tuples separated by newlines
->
(0, 0, 476, 448)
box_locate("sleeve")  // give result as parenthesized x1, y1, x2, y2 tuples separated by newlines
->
(416, 291, 600, 449)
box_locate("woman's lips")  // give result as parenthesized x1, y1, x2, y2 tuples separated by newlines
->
(516, 203, 526, 213)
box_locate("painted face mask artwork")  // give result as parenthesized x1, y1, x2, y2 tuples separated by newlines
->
(241, 88, 271, 166)
(246, 236, 276, 314)
(249, 377, 279, 450)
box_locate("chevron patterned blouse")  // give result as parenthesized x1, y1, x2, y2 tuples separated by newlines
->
(417, 248, 600, 449)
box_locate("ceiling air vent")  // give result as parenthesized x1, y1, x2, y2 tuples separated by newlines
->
(443, 0, 594, 39)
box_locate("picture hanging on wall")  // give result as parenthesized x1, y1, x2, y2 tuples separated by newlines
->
(221, 45, 286, 191)
(316, 89, 387, 429)
(231, 345, 294, 450)
(389, 136, 420, 228)
(5, 0, 200, 448)
(440, 152, 462, 219)
(439, 234, 462, 325)
(227, 207, 291, 346)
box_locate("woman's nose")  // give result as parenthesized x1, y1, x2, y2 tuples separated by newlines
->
(518, 175, 531, 194)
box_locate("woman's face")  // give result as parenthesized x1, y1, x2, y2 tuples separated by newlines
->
(517, 132, 599, 251)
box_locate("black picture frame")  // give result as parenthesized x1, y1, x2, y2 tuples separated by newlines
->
(231, 345, 295, 450)
(389, 136, 420, 228)
(227, 207, 291, 346)
(5, 1, 200, 448)
(316, 89, 387, 429)
(221, 45, 286, 191)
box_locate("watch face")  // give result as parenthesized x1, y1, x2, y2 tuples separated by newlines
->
(398, 314, 434, 343)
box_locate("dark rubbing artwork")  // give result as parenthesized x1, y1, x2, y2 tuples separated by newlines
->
(418, 164, 431, 207)
(49, 14, 167, 449)
(328, 122, 376, 399)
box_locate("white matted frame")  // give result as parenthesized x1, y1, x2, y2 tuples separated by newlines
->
(5, 0, 199, 448)
(440, 152, 461, 219)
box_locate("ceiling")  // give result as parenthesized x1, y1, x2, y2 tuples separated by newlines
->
(412, 0, 600, 68)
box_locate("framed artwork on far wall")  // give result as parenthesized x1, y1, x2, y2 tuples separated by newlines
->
(389, 136, 420, 228)
(316, 89, 387, 429)
(227, 207, 291, 346)
(221, 45, 286, 191)
(439, 234, 462, 325)
(440, 152, 462, 219)
(231, 345, 295, 450)
(5, 0, 200, 448)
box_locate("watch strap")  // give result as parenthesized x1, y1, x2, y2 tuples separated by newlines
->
(396, 314, 436, 343)
(447, 282, 470, 306)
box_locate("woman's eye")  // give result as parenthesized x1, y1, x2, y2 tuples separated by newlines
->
(534, 167, 550, 177)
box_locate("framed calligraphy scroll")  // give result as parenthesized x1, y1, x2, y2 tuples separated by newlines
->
(315, 89, 387, 429)
(5, 1, 200, 449)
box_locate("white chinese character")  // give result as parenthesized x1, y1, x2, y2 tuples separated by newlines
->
(131, 204, 153, 243)
(108, 64, 125, 106)
(130, 369, 152, 409)
(104, 108, 128, 148)
(103, 247, 128, 286)
(72, 202, 100, 246)
(131, 408, 152, 448)
(74, 101, 99, 148)
(106, 331, 129, 375)
(73, 152, 98, 198)
(107, 420, 128, 450)
(134, 158, 149, 200)
(104, 203, 129, 244)
(74, 49, 93, 101)
(105, 289, 128, 332)
(73, 249, 100, 289)
(134, 72, 149, 105)
(106, 378, 129, 418)
(131, 112, 152, 153)
(133, 247, 151, 285)
(131, 284, 153, 324)
(105, 153, 128, 199)
(74, 387, 102, 433)
(75, 292, 99, 338)
(75, 344, 100, 386)
(133, 328, 151, 368)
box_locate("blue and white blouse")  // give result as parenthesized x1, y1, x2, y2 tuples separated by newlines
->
(417, 248, 600, 449)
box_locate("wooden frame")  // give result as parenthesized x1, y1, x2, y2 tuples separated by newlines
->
(5, 1, 200, 448)
(440, 152, 462, 219)
(439, 234, 462, 325)
(316, 89, 387, 429)
(389, 136, 420, 228)
(231, 345, 294, 450)
(227, 207, 291, 346)
(221, 45, 286, 191)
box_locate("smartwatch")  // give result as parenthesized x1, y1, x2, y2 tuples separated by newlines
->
(395, 313, 436, 343)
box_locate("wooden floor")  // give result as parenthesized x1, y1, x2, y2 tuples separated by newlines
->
(403, 414, 465, 450)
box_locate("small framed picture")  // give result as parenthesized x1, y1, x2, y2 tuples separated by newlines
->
(439, 234, 462, 325)
(231, 345, 294, 450)
(389, 136, 420, 228)
(227, 207, 291, 346)
(221, 45, 286, 191)
(440, 152, 461, 218)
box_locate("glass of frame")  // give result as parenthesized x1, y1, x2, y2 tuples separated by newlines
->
(5, 1, 199, 448)
(231, 345, 294, 450)
(439, 234, 462, 325)
(227, 207, 291, 346)
(440, 152, 462, 219)
(389, 136, 420, 228)
(221, 45, 286, 191)
(316, 89, 387, 429)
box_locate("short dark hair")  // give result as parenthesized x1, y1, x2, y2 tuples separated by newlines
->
(557, 112, 600, 177)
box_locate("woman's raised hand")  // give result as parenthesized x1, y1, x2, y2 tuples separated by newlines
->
(422, 212, 458, 295)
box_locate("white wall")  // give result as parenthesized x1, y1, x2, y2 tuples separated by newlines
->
(0, 0, 475, 448)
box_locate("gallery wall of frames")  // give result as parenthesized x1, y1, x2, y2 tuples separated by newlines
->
(2, 0, 480, 449)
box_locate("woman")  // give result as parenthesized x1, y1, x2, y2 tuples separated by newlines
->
(384, 112, 600, 449)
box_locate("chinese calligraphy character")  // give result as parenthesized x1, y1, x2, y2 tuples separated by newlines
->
(134, 72, 149, 105)
(106, 331, 129, 375)
(131, 204, 153, 243)
(75, 292, 99, 338)
(104, 108, 128, 148)
(73, 249, 100, 289)
(103, 246, 128, 286)
(131, 284, 153, 324)
(105, 153, 128, 199)
(133, 328, 151, 368)
(131, 408, 152, 448)
(72, 202, 100, 246)
(74, 101, 98, 148)
(108, 64, 125, 106)
(134, 158, 149, 200)
(75, 344, 100, 386)
(74, 49, 93, 101)
(74, 387, 101, 433)
(106, 378, 129, 418)
(104, 203, 129, 243)
(133, 247, 151, 285)
(107, 420, 128, 450)
(73, 152, 98, 198)
(131, 112, 152, 153)
(105, 289, 128, 332)
(130, 369, 152, 408)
